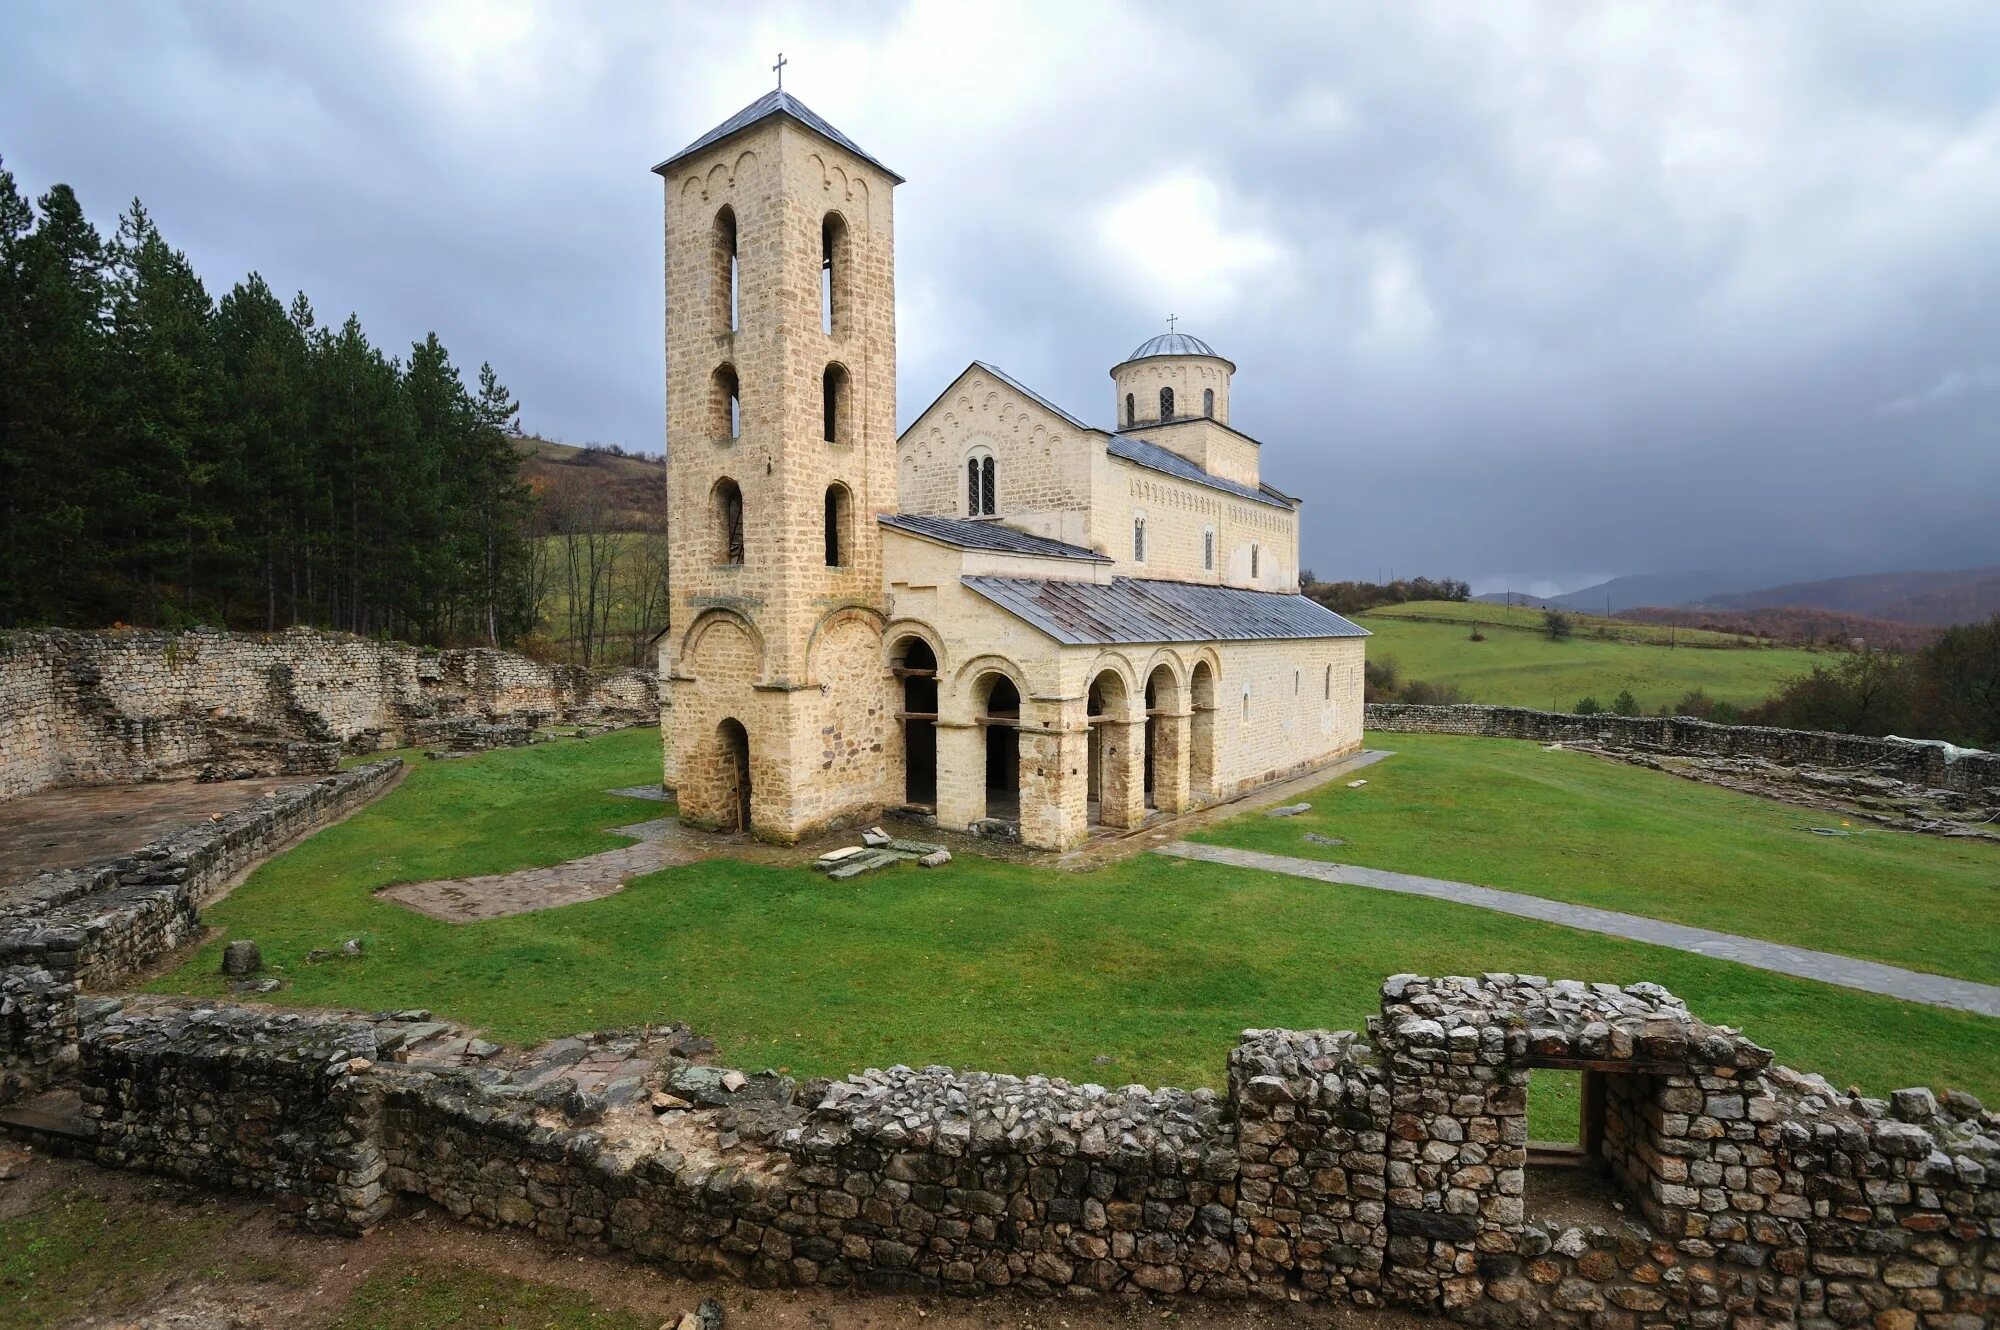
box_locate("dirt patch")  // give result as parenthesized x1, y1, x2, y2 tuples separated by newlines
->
(0, 1151, 1446, 1330)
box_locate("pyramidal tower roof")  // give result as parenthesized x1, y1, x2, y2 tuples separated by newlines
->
(652, 89, 903, 183)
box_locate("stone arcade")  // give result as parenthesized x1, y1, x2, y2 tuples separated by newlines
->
(655, 90, 1368, 849)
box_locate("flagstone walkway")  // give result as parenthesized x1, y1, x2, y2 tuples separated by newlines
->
(380, 818, 698, 922)
(1156, 841, 2000, 1019)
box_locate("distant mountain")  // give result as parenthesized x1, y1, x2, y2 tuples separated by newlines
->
(1548, 571, 1765, 614)
(1708, 566, 2000, 627)
(1472, 591, 1560, 609)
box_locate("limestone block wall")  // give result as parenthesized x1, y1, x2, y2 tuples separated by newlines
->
(1364, 703, 2000, 796)
(0, 966, 77, 1105)
(0, 760, 401, 987)
(0, 627, 657, 802)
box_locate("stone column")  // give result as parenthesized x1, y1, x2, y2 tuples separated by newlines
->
(1097, 719, 1145, 829)
(1151, 710, 1192, 814)
(1018, 703, 1087, 850)
(933, 720, 985, 832)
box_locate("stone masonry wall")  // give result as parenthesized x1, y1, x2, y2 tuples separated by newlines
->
(1366, 702, 2000, 797)
(0, 760, 401, 990)
(1, 627, 657, 802)
(23, 975, 1992, 1326)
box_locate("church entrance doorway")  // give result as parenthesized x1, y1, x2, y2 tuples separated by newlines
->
(717, 718, 751, 833)
(892, 638, 938, 807)
(977, 672, 1021, 822)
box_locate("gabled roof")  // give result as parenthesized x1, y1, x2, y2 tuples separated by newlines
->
(1109, 434, 1291, 509)
(963, 576, 1369, 646)
(880, 513, 1108, 562)
(653, 89, 904, 183)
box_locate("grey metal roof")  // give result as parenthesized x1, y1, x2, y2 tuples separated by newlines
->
(971, 361, 1093, 430)
(653, 89, 904, 183)
(880, 513, 1109, 562)
(962, 576, 1370, 646)
(1127, 332, 1222, 360)
(1108, 434, 1292, 509)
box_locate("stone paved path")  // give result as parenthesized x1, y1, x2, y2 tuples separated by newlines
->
(380, 818, 697, 922)
(1157, 842, 2000, 1019)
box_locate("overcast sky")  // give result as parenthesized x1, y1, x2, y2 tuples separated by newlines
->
(6, 2, 1998, 595)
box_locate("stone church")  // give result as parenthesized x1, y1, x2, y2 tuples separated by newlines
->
(653, 89, 1367, 851)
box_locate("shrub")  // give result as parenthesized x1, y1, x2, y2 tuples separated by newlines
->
(1363, 655, 1400, 701)
(1544, 610, 1572, 640)
(1611, 689, 1640, 716)
(1399, 679, 1465, 705)
(1574, 696, 1601, 715)
(1468, 630, 1486, 642)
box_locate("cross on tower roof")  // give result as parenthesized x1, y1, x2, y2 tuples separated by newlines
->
(1166, 314, 1179, 332)
(773, 52, 787, 90)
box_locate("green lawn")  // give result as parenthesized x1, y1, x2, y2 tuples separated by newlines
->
(148, 729, 1999, 1140)
(1357, 601, 1826, 711)
(1365, 599, 1773, 649)
(1197, 732, 2000, 986)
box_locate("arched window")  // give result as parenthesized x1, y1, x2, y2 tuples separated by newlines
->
(1203, 527, 1215, 571)
(820, 212, 849, 335)
(1133, 514, 1147, 562)
(1159, 386, 1174, 420)
(710, 363, 740, 440)
(822, 363, 849, 443)
(824, 483, 851, 567)
(712, 478, 745, 565)
(1324, 663, 1332, 699)
(1203, 388, 1214, 417)
(1251, 543, 1261, 578)
(713, 207, 738, 334)
(1294, 669, 1300, 695)
(965, 451, 996, 516)
(1124, 392, 1136, 427)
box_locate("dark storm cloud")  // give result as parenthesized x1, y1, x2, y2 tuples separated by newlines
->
(5, 1, 1997, 594)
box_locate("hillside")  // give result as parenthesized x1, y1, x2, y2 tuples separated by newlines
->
(516, 435, 665, 533)
(1707, 565, 2000, 627)
(1547, 570, 1763, 613)
(1617, 604, 1941, 653)
(1356, 600, 1828, 712)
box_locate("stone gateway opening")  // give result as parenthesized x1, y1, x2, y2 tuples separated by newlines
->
(978, 673, 1021, 823)
(1086, 668, 1133, 829)
(893, 638, 938, 807)
(717, 717, 751, 833)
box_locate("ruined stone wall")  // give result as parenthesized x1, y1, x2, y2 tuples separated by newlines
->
(26, 974, 1992, 1326)
(0, 966, 76, 1105)
(0, 760, 401, 987)
(80, 1004, 391, 1233)
(1365, 703, 1999, 796)
(0, 627, 657, 802)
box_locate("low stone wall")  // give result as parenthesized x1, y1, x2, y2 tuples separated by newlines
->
(20, 975, 1991, 1326)
(1, 627, 658, 801)
(0, 966, 76, 1104)
(1365, 703, 2000, 796)
(0, 760, 401, 988)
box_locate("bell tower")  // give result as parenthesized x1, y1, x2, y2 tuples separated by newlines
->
(653, 89, 903, 840)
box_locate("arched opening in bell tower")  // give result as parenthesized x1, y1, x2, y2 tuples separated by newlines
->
(711, 478, 745, 565)
(820, 212, 850, 336)
(822, 363, 850, 444)
(713, 206, 738, 334)
(717, 717, 752, 833)
(710, 363, 740, 440)
(823, 483, 852, 567)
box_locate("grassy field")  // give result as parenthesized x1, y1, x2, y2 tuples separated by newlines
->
(1357, 600, 1827, 711)
(1196, 732, 2000, 985)
(148, 730, 2000, 1140)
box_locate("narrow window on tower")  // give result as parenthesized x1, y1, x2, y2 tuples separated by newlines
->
(981, 455, 996, 515)
(1324, 663, 1332, 699)
(822, 363, 849, 443)
(1203, 526, 1215, 571)
(1125, 392, 1136, 427)
(714, 207, 738, 334)
(1251, 543, 1261, 578)
(713, 478, 745, 565)
(967, 458, 980, 515)
(821, 212, 849, 336)
(1203, 387, 1215, 418)
(1134, 514, 1146, 562)
(824, 483, 851, 567)
(1159, 386, 1174, 420)
(711, 363, 740, 440)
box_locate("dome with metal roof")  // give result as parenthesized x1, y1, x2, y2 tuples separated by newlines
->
(1127, 331, 1223, 361)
